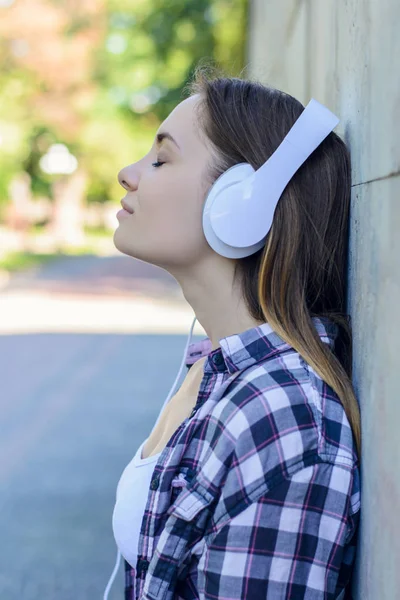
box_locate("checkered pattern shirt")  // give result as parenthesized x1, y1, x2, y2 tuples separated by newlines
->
(124, 316, 361, 600)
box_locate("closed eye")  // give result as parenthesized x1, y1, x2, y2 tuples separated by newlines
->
(151, 160, 165, 168)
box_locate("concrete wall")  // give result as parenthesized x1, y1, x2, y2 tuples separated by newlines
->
(246, 1, 400, 598)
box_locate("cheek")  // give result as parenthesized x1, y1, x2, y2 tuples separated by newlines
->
(146, 176, 203, 233)
(149, 207, 203, 253)
(142, 181, 207, 258)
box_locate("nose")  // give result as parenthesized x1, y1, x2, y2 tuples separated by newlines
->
(118, 163, 139, 192)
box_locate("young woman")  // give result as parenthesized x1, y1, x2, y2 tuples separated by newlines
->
(109, 65, 361, 600)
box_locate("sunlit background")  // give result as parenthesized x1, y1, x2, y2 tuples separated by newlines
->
(0, 1, 247, 597)
(0, 0, 247, 336)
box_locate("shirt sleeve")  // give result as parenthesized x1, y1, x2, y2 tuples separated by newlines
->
(196, 461, 359, 599)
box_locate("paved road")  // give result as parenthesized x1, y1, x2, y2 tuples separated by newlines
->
(0, 255, 205, 599)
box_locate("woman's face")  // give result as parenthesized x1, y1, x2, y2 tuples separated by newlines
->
(114, 93, 216, 270)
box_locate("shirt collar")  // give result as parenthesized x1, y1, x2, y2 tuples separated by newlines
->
(186, 316, 339, 375)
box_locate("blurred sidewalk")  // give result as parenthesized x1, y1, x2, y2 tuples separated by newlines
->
(0, 229, 206, 336)
(0, 231, 206, 599)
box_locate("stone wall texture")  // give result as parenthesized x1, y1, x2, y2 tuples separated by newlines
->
(247, 1, 400, 598)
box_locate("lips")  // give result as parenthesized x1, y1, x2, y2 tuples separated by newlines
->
(121, 199, 134, 214)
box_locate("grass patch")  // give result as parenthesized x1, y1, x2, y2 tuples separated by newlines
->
(0, 251, 61, 273)
(0, 247, 102, 273)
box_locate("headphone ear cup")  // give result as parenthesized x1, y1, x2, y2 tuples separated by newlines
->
(202, 163, 266, 259)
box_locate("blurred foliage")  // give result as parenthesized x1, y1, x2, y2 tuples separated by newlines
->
(0, 247, 107, 273)
(0, 0, 248, 214)
(0, 250, 61, 272)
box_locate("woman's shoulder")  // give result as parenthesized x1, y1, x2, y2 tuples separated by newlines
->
(206, 356, 357, 474)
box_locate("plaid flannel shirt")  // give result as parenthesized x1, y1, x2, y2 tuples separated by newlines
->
(124, 316, 361, 600)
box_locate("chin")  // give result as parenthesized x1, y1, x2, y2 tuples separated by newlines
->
(112, 228, 135, 257)
(113, 229, 150, 262)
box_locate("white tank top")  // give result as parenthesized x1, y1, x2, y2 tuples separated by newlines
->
(112, 394, 169, 568)
(104, 326, 209, 599)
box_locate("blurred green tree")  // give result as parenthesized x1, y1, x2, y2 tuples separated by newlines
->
(0, 0, 248, 217)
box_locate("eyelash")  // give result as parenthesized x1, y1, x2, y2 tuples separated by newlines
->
(151, 160, 165, 168)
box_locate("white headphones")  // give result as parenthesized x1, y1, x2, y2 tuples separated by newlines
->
(202, 98, 340, 259)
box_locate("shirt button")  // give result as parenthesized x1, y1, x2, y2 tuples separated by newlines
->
(189, 407, 197, 418)
(212, 353, 224, 366)
(150, 475, 160, 490)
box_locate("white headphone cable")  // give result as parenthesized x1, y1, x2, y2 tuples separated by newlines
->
(103, 547, 121, 600)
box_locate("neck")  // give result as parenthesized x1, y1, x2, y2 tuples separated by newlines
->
(169, 257, 265, 351)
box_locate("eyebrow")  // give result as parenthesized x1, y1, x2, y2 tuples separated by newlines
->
(156, 131, 181, 150)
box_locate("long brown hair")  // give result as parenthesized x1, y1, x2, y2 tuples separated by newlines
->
(184, 63, 361, 458)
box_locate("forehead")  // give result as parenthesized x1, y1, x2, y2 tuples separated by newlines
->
(157, 94, 203, 149)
